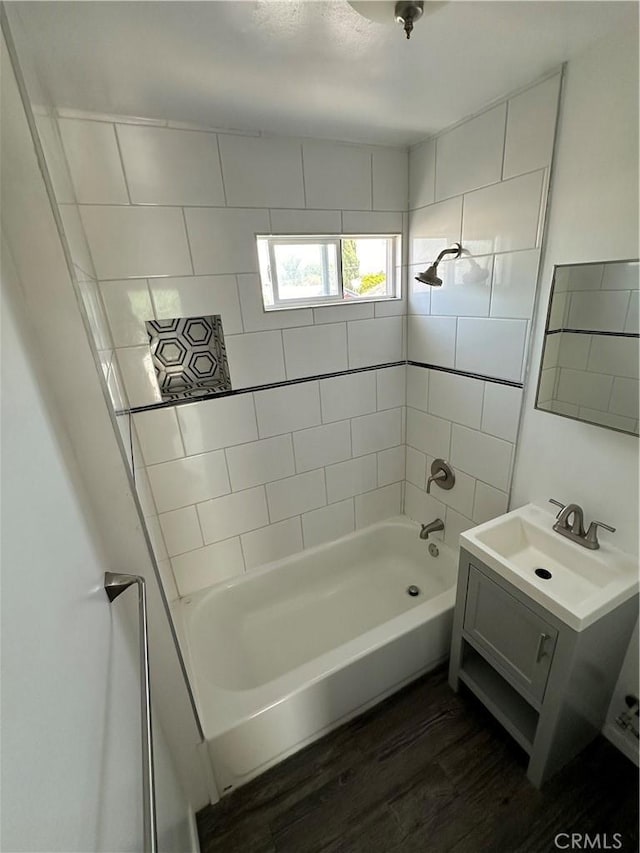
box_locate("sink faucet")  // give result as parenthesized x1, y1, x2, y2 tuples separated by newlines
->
(549, 499, 616, 550)
(420, 519, 444, 540)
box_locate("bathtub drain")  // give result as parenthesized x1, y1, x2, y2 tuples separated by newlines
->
(407, 585, 421, 597)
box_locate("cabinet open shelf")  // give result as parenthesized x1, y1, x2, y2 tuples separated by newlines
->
(459, 643, 539, 754)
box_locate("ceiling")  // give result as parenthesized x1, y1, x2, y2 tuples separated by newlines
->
(9, 1, 638, 146)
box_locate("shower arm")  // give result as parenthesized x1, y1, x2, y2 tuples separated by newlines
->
(432, 243, 463, 268)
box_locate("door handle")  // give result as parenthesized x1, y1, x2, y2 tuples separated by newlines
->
(536, 633, 550, 663)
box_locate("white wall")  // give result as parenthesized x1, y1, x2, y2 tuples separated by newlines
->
(1, 19, 211, 822)
(512, 24, 639, 557)
(404, 73, 560, 542)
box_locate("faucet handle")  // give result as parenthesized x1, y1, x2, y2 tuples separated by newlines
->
(585, 520, 616, 548)
(548, 498, 566, 518)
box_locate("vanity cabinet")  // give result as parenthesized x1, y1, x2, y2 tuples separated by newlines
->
(449, 548, 638, 787)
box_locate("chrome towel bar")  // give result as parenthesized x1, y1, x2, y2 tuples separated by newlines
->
(105, 572, 158, 853)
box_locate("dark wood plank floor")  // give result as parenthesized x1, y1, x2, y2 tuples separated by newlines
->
(197, 667, 639, 853)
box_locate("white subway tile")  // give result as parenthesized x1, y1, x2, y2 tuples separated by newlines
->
(145, 516, 168, 561)
(135, 467, 157, 518)
(58, 205, 96, 278)
(406, 365, 429, 411)
(283, 323, 348, 379)
(342, 210, 403, 233)
(436, 104, 506, 201)
(352, 408, 402, 456)
(225, 331, 286, 388)
(116, 347, 162, 407)
(177, 394, 258, 455)
(451, 424, 512, 491)
(408, 316, 456, 367)
(158, 506, 204, 557)
(503, 75, 560, 179)
(314, 302, 375, 324)
(376, 365, 406, 410)
(59, 118, 129, 204)
(80, 206, 192, 279)
(254, 382, 321, 438)
(377, 445, 405, 486)
(293, 421, 351, 473)
(78, 278, 113, 351)
(490, 250, 540, 319)
(149, 275, 243, 335)
(326, 454, 377, 503)
(172, 538, 245, 596)
(348, 317, 403, 368)
(241, 518, 303, 570)
(602, 261, 639, 290)
(355, 483, 402, 528)
(404, 483, 445, 532)
(556, 264, 603, 292)
(409, 197, 462, 266)
(443, 508, 474, 550)
(302, 500, 354, 549)
(408, 140, 435, 210)
(462, 170, 544, 255)
(372, 148, 408, 211)
(548, 291, 569, 330)
(35, 115, 75, 203)
(481, 384, 522, 442)
(184, 207, 270, 275)
(567, 291, 631, 333)
(456, 318, 528, 382)
(624, 291, 639, 334)
(428, 370, 484, 428)
(405, 446, 427, 489)
(407, 264, 431, 315)
(237, 273, 313, 332)
(266, 469, 326, 522)
(225, 435, 295, 490)
(587, 336, 639, 379)
(406, 408, 451, 458)
(133, 407, 184, 465)
(579, 408, 636, 432)
(320, 371, 376, 423)
(302, 141, 371, 210)
(117, 125, 225, 205)
(197, 486, 269, 543)
(430, 255, 493, 317)
(270, 209, 341, 233)
(100, 279, 153, 347)
(609, 377, 639, 419)
(473, 481, 509, 524)
(147, 451, 230, 512)
(557, 333, 590, 370)
(555, 368, 614, 410)
(435, 467, 476, 518)
(537, 367, 558, 403)
(219, 135, 304, 208)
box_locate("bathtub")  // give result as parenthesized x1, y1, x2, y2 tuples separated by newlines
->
(180, 516, 457, 794)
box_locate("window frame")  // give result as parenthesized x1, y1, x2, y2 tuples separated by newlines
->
(257, 233, 401, 311)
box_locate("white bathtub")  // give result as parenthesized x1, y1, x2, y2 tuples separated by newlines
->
(180, 516, 457, 793)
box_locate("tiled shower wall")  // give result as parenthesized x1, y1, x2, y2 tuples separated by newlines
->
(402, 73, 561, 541)
(41, 111, 410, 597)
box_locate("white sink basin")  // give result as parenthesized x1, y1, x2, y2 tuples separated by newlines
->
(461, 503, 638, 630)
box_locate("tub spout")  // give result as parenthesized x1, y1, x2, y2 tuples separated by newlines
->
(420, 519, 444, 540)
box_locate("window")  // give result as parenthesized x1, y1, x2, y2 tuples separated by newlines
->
(256, 234, 400, 310)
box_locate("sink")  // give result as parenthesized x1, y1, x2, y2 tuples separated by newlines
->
(461, 503, 638, 630)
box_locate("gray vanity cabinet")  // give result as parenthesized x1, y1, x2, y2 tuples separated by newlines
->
(449, 548, 638, 787)
(464, 568, 558, 706)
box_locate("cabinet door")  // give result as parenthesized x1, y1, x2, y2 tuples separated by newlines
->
(463, 565, 557, 705)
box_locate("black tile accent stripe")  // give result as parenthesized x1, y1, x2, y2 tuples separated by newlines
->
(546, 328, 640, 338)
(123, 359, 523, 415)
(406, 361, 524, 389)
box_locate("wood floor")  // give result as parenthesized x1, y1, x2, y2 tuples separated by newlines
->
(197, 667, 639, 853)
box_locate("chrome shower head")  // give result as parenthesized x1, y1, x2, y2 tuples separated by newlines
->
(415, 243, 463, 288)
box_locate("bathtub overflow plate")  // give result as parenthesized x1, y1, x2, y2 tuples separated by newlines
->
(407, 585, 421, 597)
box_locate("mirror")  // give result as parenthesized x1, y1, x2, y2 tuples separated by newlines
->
(536, 259, 639, 436)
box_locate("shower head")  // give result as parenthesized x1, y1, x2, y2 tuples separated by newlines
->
(415, 243, 463, 287)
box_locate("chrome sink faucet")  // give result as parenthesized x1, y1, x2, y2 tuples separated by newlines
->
(549, 499, 616, 550)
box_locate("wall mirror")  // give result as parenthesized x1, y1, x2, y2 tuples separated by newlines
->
(536, 259, 639, 436)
